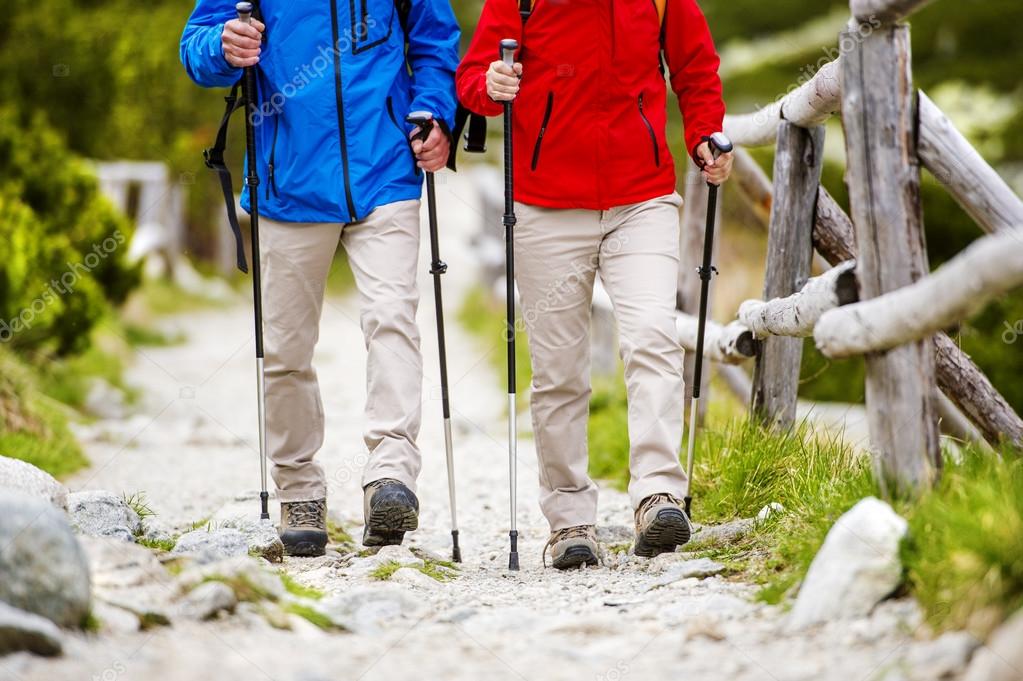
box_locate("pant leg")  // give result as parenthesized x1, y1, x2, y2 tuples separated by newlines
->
(598, 193, 688, 509)
(514, 201, 603, 531)
(341, 200, 424, 492)
(260, 218, 342, 503)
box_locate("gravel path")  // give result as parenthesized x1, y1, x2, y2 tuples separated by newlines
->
(6, 172, 925, 681)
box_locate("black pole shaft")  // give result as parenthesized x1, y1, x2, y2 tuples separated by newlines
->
(425, 175, 450, 420)
(503, 97, 519, 572)
(691, 184, 718, 402)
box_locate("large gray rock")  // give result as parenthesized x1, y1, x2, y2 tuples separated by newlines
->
(177, 581, 237, 621)
(0, 456, 68, 510)
(316, 585, 424, 634)
(68, 490, 141, 542)
(173, 527, 249, 564)
(80, 536, 175, 628)
(0, 601, 64, 657)
(963, 610, 1023, 681)
(175, 556, 285, 602)
(0, 491, 91, 627)
(789, 497, 908, 630)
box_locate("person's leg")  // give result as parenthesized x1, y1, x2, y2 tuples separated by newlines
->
(260, 218, 341, 556)
(260, 218, 342, 503)
(341, 199, 423, 488)
(598, 193, 688, 511)
(514, 201, 602, 535)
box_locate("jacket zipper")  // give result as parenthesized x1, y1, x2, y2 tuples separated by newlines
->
(530, 92, 555, 171)
(387, 96, 419, 176)
(265, 114, 280, 200)
(637, 93, 660, 167)
(329, 0, 358, 220)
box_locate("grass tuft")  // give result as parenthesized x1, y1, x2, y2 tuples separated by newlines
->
(279, 573, 325, 600)
(282, 602, 338, 630)
(369, 561, 403, 581)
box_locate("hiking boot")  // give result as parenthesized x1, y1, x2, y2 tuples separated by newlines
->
(363, 478, 419, 547)
(279, 499, 328, 557)
(543, 525, 599, 570)
(634, 493, 691, 558)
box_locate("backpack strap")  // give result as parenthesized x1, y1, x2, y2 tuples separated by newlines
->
(203, 80, 250, 273)
(520, 0, 533, 23)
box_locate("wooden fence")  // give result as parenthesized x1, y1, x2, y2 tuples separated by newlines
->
(680, 0, 1023, 494)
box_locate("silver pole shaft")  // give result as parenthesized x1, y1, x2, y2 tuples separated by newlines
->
(684, 395, 699, 498)
(256, 358, 269, 491)
(443, 417, 458, 531)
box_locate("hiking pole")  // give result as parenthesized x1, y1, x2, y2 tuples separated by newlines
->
(500, 38, 520, 571)
(237, 1, 270, 521)
(683, 132, 733, 521)
(406, 112, 462, 564)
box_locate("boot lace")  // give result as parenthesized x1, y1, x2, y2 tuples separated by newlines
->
(286, 499, 325, 528)
(637, 493, 682, 519)
(542, 525, 596, 568)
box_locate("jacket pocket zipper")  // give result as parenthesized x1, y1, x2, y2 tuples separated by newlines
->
(266, 114, 280, 200)
(530, 92, 555, 171)
(638, 93, 660, 167)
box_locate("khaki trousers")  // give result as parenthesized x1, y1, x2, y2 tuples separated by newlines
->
(514, 193, 688, 530)
(259, 200, 423, 503)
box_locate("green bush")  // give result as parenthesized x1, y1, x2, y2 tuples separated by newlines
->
(0, 109, 139, 355)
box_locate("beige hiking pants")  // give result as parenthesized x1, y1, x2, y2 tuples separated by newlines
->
(259, 200, 423, 503)
(514, 193, 688, 530)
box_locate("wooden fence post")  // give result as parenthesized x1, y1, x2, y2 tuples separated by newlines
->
(678, 158, 719, 422)
(751, 122, 824, 427)
(841, 24, 940, 493)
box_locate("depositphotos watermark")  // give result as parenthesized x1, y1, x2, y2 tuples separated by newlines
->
(0, 230, 127, 343)
(1003, 320, 1023, 344)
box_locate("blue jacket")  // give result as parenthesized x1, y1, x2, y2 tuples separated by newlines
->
(181, 0, 460, 223)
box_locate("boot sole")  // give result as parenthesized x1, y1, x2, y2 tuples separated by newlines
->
(281, 529, 328, 557)
(363, 499, 419, 548)
(551, 545, 599, 570)
(634, 508, 691, 558)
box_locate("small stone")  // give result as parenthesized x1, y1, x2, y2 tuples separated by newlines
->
(596, 525, 633, 543)
(173, 527, 249, 564)
(373, 545, 422, 566)
(0, 491, 91, 627)
(0, 601, 64, 657)
(83, 378, 127, 419)
(789, 497, 908, 630)
(216, 518, 285, 563)
(0, 455, 68, 510)
(963, 609, 1023, 681)
(689, 517, 755, 548)
(177, 581, 237, 621)
(89, 602, 141, 634)
(757, 502, 784, 522)
(648, 554, 725, 580)
(68, 490, 142, 542)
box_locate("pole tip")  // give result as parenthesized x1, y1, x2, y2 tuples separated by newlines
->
(451, 530, 462, 564)
(508, 552, 519, 571)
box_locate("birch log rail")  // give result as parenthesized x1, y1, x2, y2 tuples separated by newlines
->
(740, 261, 858, 338)
(675, 313, 757, 365)
(814, 229, 1023, 357)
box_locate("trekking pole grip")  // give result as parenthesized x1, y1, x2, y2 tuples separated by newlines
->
(406, 111, 435, 145)
(236, 1, 253, 23)
(500, 39, 518, 68)
(706, 131, 733, 161)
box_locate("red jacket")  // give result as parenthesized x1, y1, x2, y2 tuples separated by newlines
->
(456, 0, 725, 210)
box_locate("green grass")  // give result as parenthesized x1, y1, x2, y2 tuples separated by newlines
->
(418, 559, 457, 582)
(903, 453, 1023, 636)
(369, 560, 403, 581)
(458, 286, 532, 412)
(282, 602, 338, 630)
(0, 346, 88, 477)
(279, 573, 325, 600)
(137, 536, 177, 552)
(327, 520, 355, 547)
(325, 252, 356, 297)
(132, 278, 229, 316)
(122, 491, 156, 521)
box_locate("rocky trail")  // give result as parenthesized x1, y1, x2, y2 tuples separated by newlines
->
(0, 173, 985, 681)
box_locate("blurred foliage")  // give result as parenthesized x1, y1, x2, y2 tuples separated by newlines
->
(0, 108, 139, 356)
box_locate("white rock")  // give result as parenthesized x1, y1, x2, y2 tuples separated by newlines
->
(373, 545, 422, 566)
(175, 555, 286, 602)
(80, 536, 169, 589)
(316, 585, 425, 634)
(789, 497, 908, 630)
(390, 567, 440, 589)
(215, 518, 285, 563)
(963, 609, 1023, 681)
(649, 556, 726, 582)
(757, 502, 784, 522)
(90, 601, 141, 634)
(177, 581, 237, 621)
(904, 631, 980, 680)
(173, 528, 249, 564)
(68, 490, 142, 542)
(0, 455, 68, 510)
(0, 601, 64, 657)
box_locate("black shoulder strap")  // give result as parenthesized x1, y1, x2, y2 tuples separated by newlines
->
(519, 0, 532, 23)
(203, 81, 249, 273)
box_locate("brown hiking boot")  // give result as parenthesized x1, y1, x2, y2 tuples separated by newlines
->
(634, 493, 691, 557)
(543, 525, 599, 570)
(279, 499, 328, 557)
(362, 478, 419, 547)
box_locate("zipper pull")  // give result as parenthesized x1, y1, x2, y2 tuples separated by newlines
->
(266, 163, 278, 199)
